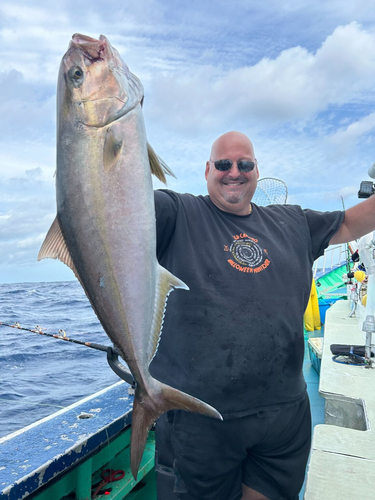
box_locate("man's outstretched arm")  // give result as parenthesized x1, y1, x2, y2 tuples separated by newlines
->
(330, 195, 375, 245)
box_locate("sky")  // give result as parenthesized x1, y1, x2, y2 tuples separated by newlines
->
(1, 0, 375, 283)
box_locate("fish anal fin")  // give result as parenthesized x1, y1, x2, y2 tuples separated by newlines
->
(37, 216, 79, 279)
(147, 142, 176, 185)
(103, 125, 123, 172)
(148, 266, 189, 364)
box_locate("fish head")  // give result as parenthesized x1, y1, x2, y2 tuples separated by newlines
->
(58, 33, 143, 128)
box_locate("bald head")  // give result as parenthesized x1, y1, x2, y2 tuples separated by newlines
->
(205, 131, 259, 216)
(210, 131, 255, 162)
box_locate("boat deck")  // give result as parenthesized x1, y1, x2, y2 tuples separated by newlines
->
(304, 300, 375, 499)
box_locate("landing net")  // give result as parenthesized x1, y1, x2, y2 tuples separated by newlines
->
(253, 177, 288, 206)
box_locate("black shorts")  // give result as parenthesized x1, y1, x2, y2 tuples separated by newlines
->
(155, 393, 311, 500)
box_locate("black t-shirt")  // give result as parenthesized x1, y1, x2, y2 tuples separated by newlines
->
(150, 189, 344, 417)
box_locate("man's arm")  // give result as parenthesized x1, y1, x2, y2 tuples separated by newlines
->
(330, 195, 375, 245)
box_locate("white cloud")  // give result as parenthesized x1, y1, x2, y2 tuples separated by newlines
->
(0, 142, 55, 181)
(324, 185, 360, 200)
(16, 233, 45, 249)
(1, 4, 67, 24)
(147, 22, 375, 134)
(314, 23, 375, 95)
(328, 113, 375, 151)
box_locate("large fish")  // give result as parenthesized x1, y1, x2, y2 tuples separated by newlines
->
(38, 34, 222, 478)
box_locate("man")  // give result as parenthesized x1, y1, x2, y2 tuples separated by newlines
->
(150, 131, 375, 500)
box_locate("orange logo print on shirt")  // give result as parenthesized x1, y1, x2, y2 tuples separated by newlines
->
(224, 233, 270, 274)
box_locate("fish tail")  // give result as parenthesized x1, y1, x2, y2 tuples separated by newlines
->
(130, 381, 222, 479)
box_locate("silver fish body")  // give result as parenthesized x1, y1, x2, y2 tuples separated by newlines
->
(39, 34, 221, 478)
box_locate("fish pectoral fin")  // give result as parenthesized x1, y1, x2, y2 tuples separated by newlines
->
(37, 216, 78, 276)
(103, 125, 124, 172)
(147, 142, 176, 185)
(148, 266, 189, 364)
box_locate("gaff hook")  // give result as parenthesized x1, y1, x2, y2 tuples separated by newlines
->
(106, 346, 136, 391)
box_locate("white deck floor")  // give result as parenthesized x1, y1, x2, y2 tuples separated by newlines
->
(304, 300, 375, 499)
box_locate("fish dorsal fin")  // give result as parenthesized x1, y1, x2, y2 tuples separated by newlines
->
(147, 142, 176, 185)
(37, 216, 78, 277)
(148, 266, 189, 364)
(103, 125, 124, 172)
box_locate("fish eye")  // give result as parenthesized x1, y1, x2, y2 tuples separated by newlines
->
(67, 66, 84, 88)
(68, 66, 84, 81)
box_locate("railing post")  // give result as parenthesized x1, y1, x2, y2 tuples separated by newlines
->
(322, 252, 327, 273)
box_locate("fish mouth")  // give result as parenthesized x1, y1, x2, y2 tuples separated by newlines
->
(70, 33, 106, 65)
(62, 33, 144, 128)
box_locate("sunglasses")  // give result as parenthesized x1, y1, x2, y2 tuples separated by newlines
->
(210, 159, 256, 172)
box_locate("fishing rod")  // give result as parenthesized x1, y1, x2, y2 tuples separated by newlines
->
(1, 321, 110, 351)
(0, 321, 135, 387)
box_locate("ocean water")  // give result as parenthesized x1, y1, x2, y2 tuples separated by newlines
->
(0, 281, 119, 438)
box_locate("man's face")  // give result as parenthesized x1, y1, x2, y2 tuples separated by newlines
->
(205, 133, 259, 215)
